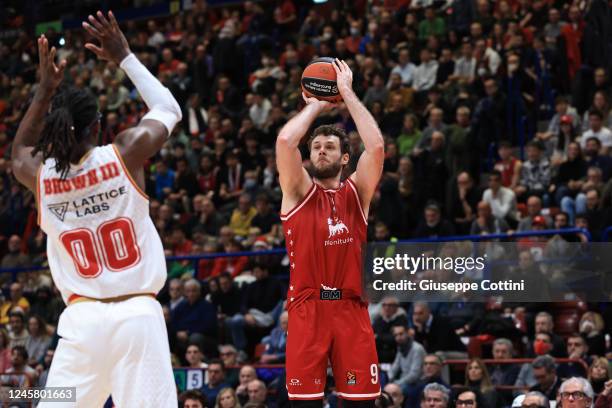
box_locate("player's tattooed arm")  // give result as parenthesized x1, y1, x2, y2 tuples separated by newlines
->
(332, 59, 384, 215)
(11, 35, 67, 192)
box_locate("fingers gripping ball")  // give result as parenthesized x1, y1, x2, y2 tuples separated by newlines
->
(301, 57, 343, 103)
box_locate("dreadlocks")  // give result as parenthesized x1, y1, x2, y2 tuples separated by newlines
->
(32, 85, 98, 179)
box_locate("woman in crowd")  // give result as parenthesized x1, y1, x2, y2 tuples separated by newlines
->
(464, 358, 499, 407)
(588, 357, 611, 396)
(215, 387, 242, 408)
(579, 311, 606, 357)
(24, 315, 51, 366)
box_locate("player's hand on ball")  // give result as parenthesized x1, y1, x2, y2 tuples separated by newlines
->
(302, 92, 335, 112)
(37, 35, 67, 94)
(83, 10, 131, 64)
(332, 58, 353, 96)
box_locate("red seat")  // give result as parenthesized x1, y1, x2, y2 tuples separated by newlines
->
(467, 335, 495, 358)
(253, 343, 266, 362)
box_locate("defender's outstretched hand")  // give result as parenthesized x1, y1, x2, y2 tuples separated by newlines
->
(37, 35, 66, 94)
(332, 58, 353, 97)
(83, 10, 131, 64)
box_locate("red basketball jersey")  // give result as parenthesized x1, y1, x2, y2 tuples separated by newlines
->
(280, 178, 367, 306)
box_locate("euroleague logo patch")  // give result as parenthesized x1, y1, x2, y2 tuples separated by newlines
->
(346, 371, 356, 385)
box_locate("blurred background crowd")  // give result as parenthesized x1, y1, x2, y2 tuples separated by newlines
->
(0, 0, 612, 407)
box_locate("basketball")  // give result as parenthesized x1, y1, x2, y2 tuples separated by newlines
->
(301, 57, 342, 103)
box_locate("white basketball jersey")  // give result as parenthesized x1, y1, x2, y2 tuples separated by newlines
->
(37, 144, 166, 303)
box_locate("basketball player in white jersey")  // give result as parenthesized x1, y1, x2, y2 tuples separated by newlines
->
(11, 11, 181, 407)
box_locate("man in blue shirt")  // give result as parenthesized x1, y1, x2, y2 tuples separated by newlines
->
(171, 279, 218, 358)
(201, 359, 230, 407)
(154, 160, 175, 200)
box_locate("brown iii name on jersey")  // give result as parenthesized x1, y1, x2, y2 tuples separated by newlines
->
(42, 162, 121, 195)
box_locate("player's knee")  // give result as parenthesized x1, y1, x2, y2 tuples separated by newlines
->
(290, 399, 323, 408)
(341, 399, 376, 408)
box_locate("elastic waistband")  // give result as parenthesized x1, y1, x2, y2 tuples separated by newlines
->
(305, 288, 362, 301)
(68, 292, 156, 306)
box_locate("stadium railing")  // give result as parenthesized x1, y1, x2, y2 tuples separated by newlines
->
(444, 357, 589, 375)
(0, 228, 591, 283)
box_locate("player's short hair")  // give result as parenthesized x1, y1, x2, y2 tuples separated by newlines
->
(308, 125, 350, 155)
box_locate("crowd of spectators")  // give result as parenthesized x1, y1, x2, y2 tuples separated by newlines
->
(0, 0, 612, 406)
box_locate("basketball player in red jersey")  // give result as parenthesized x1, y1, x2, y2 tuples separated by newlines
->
(276, 59, 384, 407)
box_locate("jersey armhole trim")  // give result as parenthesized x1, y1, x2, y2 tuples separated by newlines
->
(111, 144, 149, 201)
(346, 177, 368, 225)
(280, 182, 316, 221)
(36, 164, 43, 226)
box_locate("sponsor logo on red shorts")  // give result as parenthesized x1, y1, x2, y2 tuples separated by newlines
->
(346, 371, 356, 385)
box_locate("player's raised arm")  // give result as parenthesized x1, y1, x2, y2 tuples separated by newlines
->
(276, 94, 332, 208)
(333, 59, 384, 213)
(11, 35, 67, 192)
(83, 11, 182, 173)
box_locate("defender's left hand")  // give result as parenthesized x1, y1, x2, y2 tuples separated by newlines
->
(37, 35, 67, 94)
(332, 58, 353, 96)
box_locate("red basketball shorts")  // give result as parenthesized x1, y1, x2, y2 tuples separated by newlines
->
(286, 297, 381, 400)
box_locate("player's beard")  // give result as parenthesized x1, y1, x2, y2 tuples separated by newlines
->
(309, 158, 343, 180)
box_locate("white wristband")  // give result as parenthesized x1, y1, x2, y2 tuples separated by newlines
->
(119, 53, 182, 134)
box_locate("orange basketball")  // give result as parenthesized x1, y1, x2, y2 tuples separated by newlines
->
(301, 57, 342, 103)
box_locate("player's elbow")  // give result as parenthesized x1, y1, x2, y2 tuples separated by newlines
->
(276, 132, 296, 150)
(164, 87, 183, 122)
(10, 157, 22, 176)
(368, 140, 385, 159)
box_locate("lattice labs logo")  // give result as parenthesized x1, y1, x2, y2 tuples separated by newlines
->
(48, 202, 69, 221)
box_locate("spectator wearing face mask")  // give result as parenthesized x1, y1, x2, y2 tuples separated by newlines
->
(514, 336, 554, 394)
(578, 311, 606, 357)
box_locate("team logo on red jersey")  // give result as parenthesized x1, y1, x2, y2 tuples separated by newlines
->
(327, 217, 349, 238)
(346, 371, 356, 385)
